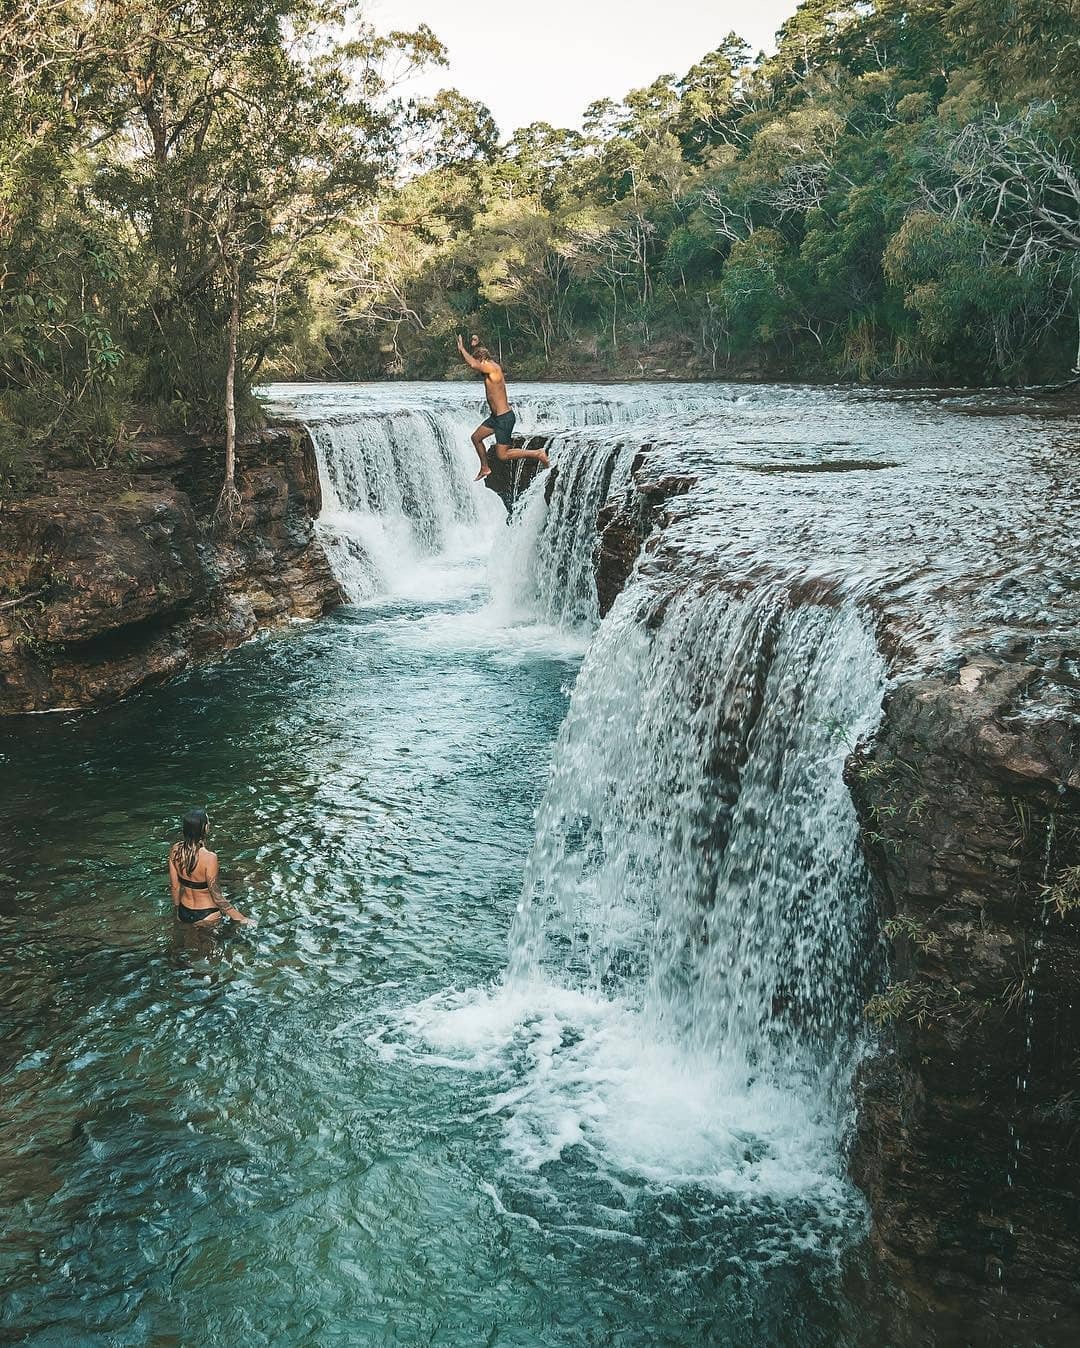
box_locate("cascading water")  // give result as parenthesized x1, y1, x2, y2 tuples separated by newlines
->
(499, 394, 725, 629)
(276, 383, 898, 1222)
(8, 378, 1074, 1344)
(273, 379, 724, 606)
(523, 432, 638, 627)
(510, 582, 886, 1107)
(398, 571, 884, 1257)
(309, 409, 485, 601)
(385, 389, 889, 1259)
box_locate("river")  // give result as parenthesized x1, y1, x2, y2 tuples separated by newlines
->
(2, 380, 1075, 1345)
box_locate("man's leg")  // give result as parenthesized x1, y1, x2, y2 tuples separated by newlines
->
(494, 443, 550, 468)
(471, 423, 493, 480)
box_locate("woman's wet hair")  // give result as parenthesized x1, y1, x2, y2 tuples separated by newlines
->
(174, 807, 209, 877)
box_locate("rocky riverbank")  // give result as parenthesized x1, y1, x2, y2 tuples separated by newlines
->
(0, 425, 341, 715)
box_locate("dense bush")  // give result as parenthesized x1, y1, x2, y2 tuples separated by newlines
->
(0, 0, 443, 486)
(4, 0, 1078, 491)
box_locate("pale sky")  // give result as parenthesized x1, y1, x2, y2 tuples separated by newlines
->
(373, 0, 800, 137)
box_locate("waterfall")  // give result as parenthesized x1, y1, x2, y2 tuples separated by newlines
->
(527, 433, 638, 628)
(395, 574, 886, 1216)
(303, 384, 719, 607)
(295, 384, 887, 1116)
(510, 580, 886, 1107)
(321, 379, 893, 1236)
(309, 409, 488, 601)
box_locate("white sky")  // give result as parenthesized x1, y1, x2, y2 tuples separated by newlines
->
(373, 0, 801, 137)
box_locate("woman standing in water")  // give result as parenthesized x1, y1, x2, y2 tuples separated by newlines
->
(168, 808, 254, 926)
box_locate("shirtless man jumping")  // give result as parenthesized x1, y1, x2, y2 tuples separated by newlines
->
(457, 333, 550, 481)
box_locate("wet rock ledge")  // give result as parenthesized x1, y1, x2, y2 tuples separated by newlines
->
(0, 426, 342, 715)
(482, 434, 555, 516)
(594, 454, 695, 616)
(849, 651, 1080, 1339)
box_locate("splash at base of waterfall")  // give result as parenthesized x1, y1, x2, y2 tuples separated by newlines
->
(509, 588, 885, 1089)
(374, 977, 864, 1269)
(376, 582, 883, 1267)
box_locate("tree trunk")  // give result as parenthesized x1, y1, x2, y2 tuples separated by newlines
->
(224, 257, 240, 488)
(1075, 303, 1080, 372)
(217, 257, 242, 526)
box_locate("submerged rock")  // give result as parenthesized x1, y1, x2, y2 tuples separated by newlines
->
(0, 426, 342, 714)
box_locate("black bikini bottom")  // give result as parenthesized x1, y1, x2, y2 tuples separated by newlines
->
(177, 904, 219, 924)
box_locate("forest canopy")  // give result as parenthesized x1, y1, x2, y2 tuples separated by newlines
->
(3, 0, 1079, 478)
(0, 0, 443, 477)
(286, 0, 1080, 387)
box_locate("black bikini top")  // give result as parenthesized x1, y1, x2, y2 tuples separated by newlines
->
(176, 844, 209, 889)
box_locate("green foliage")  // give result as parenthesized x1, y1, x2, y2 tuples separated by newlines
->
(883, 915, 940, 951)
(7, 0, 1080, 426)
(288, 0, 1080, 385)
(885, 211, 1063, 378)
(717, 230, 796, 348)
(0, 0, 448, 480)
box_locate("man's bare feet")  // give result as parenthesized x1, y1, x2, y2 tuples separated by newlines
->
(475, 465, 492, 481)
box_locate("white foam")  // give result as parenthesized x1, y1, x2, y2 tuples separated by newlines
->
(307, 410, 505, 603)
(486, 478, 550, 625)
(277, 380, 883, 1255)
(386, 979, 853, 1208)
(379, 604, 590, 666)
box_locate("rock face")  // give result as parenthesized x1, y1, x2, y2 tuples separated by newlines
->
(481, 435, 552, 516)
(848, 651, 1080, 1339)
(593, 455, 696, 616)
(0, 426, 342, 714)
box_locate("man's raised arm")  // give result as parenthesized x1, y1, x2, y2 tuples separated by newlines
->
(456, 333, 486, 371)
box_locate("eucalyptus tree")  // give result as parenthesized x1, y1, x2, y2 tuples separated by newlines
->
(0, 1, 139, 465)
(892, 100, 1080, 374)
(95, 0, 444, 515)
(273, 0, 1080, 388)
(1, 0, 446, 505)
(675, 35, 753, 162)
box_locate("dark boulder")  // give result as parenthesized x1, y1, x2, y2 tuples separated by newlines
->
(848, 651, 1080, 1338)
(482, 435, 553, 517)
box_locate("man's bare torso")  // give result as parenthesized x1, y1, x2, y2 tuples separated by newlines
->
(482, 363, 510, 416)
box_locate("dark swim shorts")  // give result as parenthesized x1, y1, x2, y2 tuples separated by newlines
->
(481, 409, 516, 444)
